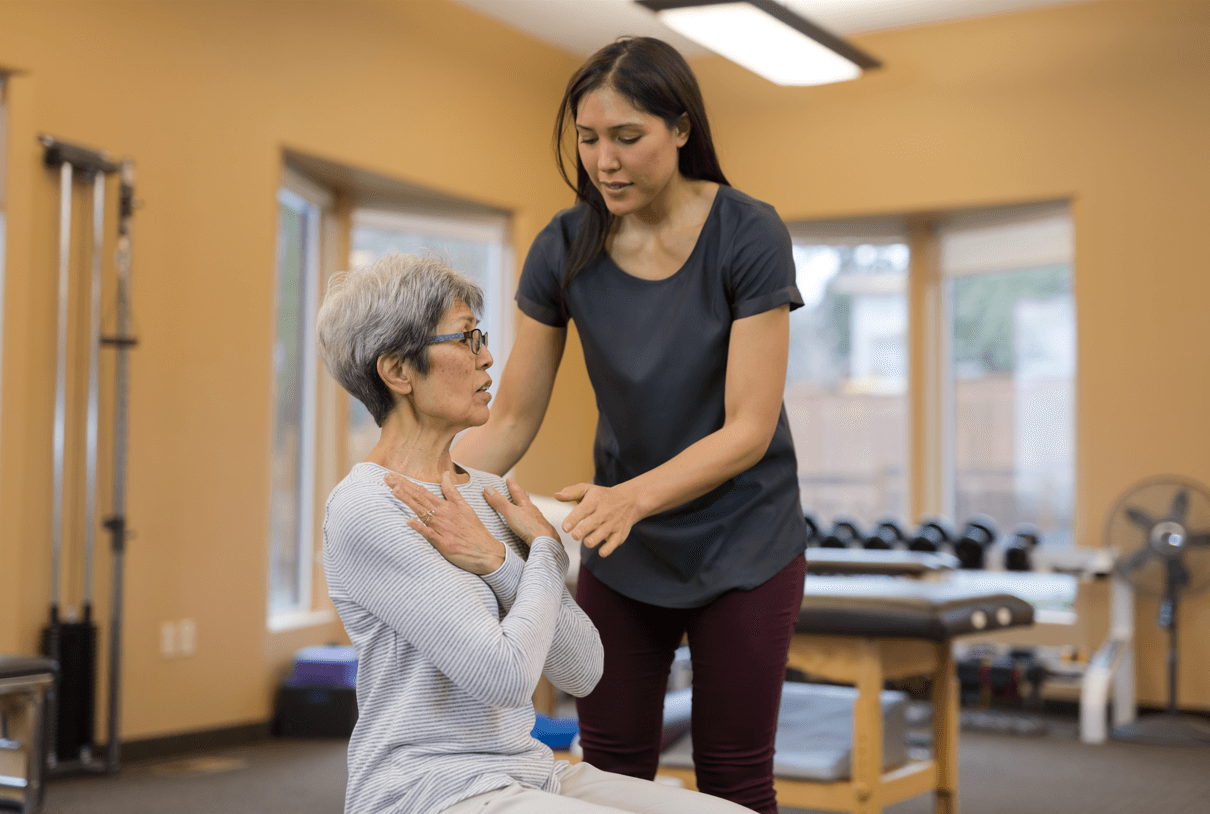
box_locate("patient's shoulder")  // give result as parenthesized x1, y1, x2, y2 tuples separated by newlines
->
(328, 463, 395, 507)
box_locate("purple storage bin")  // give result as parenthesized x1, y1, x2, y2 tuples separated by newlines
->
(285, 645, 358, 688)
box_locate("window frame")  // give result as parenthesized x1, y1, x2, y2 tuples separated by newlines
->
(267, 166, 330, 631)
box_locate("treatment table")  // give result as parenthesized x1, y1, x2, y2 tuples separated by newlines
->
(656, 573, 1034, 814)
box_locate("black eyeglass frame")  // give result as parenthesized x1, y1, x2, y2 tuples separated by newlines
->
(427, 329, 489, 354)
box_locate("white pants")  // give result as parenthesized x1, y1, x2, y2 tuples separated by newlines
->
(440, 762, 751, 814)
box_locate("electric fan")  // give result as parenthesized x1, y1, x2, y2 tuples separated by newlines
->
(1104, 476, 1210, 746)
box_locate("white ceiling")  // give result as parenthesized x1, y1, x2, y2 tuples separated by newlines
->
(451, 0, 1091, 58)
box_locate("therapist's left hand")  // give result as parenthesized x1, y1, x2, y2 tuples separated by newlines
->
(554, 482, 642, 557)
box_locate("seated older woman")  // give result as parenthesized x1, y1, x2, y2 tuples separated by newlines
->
(316, 254, 751, 814)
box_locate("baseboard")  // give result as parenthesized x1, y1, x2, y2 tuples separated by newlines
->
(118, 721, 272, 764)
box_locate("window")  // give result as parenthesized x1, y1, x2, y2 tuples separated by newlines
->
(268, 169, 328, 624)
(345, 209, 511, 470)
(785, 224, 910, 530)
(784, 203, 1077, 550)
(941, 204, 1075, 546)
(265, 155, 512, 626)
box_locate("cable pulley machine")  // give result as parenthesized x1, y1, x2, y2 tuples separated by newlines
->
(38, 134, 139, 776)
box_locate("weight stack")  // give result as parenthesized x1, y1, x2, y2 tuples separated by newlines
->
(41, 620, 97, 762)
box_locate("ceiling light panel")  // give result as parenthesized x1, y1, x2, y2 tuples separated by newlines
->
(638, 0, 881, 87)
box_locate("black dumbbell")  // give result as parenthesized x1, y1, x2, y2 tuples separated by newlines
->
(909, 518, 953, 552)
(1004, 524, 1041, 572)
(955, 516, 998, 569)
(821, 519, 863, 549)
(803, 513, 821, 547)
(864, 519, 905, 550)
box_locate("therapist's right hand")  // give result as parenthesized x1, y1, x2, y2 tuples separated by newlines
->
(555, 481, 641, 558)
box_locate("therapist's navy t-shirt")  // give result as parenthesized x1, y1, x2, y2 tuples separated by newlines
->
(516, 185, 808, 608)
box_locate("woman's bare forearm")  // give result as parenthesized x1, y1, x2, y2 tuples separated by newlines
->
(455, 404, 543, 475)
(630, 306, 789, 514)
(558, 306, 790, 555)
(627, 416, 775, 517)
(455, 313, 566, 475)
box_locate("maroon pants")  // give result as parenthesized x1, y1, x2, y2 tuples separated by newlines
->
(574, 555, 806, 814)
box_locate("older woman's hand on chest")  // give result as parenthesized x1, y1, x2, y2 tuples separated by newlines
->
(385, 471, 506, 575)
(487, 477, 559, 547)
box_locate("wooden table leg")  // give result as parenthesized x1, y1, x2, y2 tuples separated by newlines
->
(932, 644, 959, 814)
(533, 675, 557, 717)
(852, 638, 884, 814)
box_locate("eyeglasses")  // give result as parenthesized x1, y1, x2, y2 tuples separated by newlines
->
(427, 328, 489, 355)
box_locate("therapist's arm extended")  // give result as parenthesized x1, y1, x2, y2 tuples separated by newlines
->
(455, 312, 567, 476)
(558, 304, 790, 557)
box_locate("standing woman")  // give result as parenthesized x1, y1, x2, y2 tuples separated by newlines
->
(456, 37, 807, 813)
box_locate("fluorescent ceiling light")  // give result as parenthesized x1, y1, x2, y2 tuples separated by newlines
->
(637, 0, 881, 87)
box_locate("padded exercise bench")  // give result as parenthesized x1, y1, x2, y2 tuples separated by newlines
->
(0, 655, 56, 814)
(655, 578, 1034, 814)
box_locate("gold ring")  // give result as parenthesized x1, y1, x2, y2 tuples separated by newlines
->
(422, 509, 436, 525)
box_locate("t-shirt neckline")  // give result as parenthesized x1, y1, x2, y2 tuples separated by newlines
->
(603, 184, 725, 284)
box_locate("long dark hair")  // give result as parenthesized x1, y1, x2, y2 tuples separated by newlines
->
(553, 37, 730, 290)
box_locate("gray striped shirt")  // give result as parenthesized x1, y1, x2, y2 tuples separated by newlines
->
(323, 463, 604, 814)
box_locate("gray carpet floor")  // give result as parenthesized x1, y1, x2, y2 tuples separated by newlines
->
(39, 716, 1210, 814)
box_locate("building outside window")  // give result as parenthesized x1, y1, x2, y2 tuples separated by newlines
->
(785, 226, 910, 531)
(941, 204, 1076, 546)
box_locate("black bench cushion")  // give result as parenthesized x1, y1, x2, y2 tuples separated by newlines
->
(0, 655, 57, 680)
(798, 577, 1034, 641)
(806, 549, 960, 576)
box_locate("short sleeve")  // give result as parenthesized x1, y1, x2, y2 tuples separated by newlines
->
(516, 208, 582, 328)
(725, 198, 805, 321)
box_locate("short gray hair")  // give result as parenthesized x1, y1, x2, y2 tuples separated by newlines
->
(316, 253, 484, 426)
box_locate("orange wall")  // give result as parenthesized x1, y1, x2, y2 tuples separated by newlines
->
(0, 0, 587, 741)
(2, 0, 1207, 746)
(692, 0, 1210, 708)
